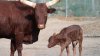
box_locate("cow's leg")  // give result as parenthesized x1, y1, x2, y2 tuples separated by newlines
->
(66, 46, 70, 56)
(15, 27, 24, 56)
(15, 33, 23, 56)
(72, 41, 78, 56)
(16, 42, 23, 56)
(15, 32, 24, 56)
(10, 39, 16, 56)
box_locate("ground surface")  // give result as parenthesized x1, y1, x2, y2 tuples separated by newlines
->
(0, 18, 100, 56)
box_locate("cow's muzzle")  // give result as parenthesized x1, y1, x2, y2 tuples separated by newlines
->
(38, 24, 45, 29)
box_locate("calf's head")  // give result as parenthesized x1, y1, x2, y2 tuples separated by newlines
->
(20, 0, 59, 29)
(48, 33, 60, 48)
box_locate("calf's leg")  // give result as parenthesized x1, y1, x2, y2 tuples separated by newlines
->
(60, 46, 65, 56)
(66, 46, 70, 56)
(60, 42, 68, 56)
(79, 33, 83, 56)
(79, 39, 82, 56)
(72, 41, 78, 56)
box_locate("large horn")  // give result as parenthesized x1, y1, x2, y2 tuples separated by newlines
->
(46, 0, 60, 7)
(20, 0, 36, 8)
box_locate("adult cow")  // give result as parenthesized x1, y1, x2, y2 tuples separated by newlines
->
(0, 0, 59, 56)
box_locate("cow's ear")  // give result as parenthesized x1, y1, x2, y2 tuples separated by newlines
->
(48, 8, 56, 13)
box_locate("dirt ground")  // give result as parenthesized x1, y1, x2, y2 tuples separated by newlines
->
(0, 18, 100, 56)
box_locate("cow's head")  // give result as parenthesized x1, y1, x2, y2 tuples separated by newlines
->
(20, 0, 59, 29)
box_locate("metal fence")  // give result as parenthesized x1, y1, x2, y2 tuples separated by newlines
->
(67, 0, 100, 17)
(30, 0, 100, 17)
(7, 0, 100, 17)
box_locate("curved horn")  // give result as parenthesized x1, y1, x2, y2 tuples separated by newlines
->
(46, 0, 60, 7)
(20, 0, 36, 8)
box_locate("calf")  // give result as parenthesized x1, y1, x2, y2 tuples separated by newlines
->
(48, 25, 83, 56)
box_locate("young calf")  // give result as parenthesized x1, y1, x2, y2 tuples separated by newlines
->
(48, 25, 83, 56)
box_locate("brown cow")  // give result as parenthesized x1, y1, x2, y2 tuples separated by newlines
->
(0, 0, 59, 56)
(48, 25, 83, 56)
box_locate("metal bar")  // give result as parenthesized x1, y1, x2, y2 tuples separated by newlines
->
(66, 0, 68, 17)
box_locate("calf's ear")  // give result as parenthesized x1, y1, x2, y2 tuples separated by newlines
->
(48, 8, 56, 14)
(53, 33, 56, 36)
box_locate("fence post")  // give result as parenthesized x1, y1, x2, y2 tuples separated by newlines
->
(92, 0, 95, 11)
(66, 0, 68, 18)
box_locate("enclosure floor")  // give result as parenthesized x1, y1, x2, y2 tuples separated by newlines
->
(0, 18, 100, 56)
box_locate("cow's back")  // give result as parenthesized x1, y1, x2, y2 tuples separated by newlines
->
(0, 1, 16, 17)
(0, 1, 29, 37)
